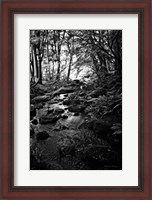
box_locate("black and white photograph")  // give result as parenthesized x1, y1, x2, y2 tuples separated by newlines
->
(30, 30, 122, 170)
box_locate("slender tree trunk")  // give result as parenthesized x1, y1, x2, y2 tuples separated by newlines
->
(52, 61, 55, 80)
(33, 46, 39, 79)
(67, 35, 74, 82)
(37, 34, 44, 84)
(56, 39, 61, 81)
(30, 47, 35, 79)
(67, 54, 72, 82)
(30, 62, 34, 78)
(38, 56, 42, 84)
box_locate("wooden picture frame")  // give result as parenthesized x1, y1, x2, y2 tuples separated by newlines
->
(1, 0, 151, 199)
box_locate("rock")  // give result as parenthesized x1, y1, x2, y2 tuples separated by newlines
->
(68, 105, 86, 113)
(63, 100, 72, 105)
(39, 114, 59, 124)
(30, 104, 36, 120)
(36, 131, 50, 141)
(31, 95, 50, 104)
(37, 108, 48, 117)
(54, 107, 64, 114)
(53, 87, 74, 96)
(31, 119, 38, 125)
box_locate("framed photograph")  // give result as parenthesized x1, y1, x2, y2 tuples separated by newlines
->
(1, 0, 151, 199)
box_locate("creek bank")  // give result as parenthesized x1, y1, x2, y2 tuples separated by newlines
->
(30, 80, 122, 170)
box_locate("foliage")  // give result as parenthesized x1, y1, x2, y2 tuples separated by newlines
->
(30, 143, 49, 170)
(30, 29, 122, 170)
(30, 30, 122, 84)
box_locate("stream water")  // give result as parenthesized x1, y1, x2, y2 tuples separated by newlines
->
(31, 92, 85, 136)
(30, 92, 88, 169)
(30, 89, 122, 170)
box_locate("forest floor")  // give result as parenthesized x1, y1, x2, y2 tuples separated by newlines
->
(30, 78, 122, 170)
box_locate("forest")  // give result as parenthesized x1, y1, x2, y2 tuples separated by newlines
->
(30, 30, 122, 170)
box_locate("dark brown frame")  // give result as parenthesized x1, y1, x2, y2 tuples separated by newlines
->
(1, 0, 151, 199)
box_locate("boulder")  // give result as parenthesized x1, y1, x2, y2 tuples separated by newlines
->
(39, 114, 59, 124)
(31, 95, 50, 104)
(37, 108, 48, 117)
(63, 100, 72, 105)
(54, 107, 64, 114)
(68, 105, 86, 113)
(36, 131, 50, 141)
(31, 119, 38, 125)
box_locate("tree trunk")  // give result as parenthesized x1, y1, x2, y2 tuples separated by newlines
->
(52, 61, 55, 80)
(30, 47, 35, 79)
(33, 46, 39, 80)
(38, 55, 42, 84)
(67, 35, 74, 82)
(67, 54, 72, 82)
(56, 41, 61, 81)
